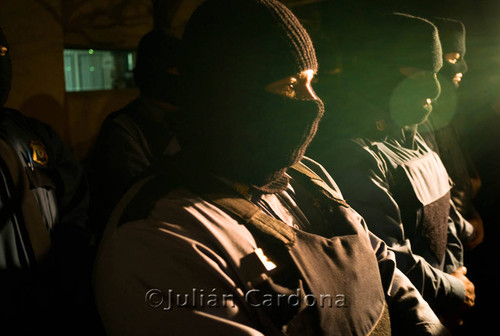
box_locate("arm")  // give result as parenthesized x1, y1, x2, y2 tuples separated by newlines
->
(447, 199, 477, 258)
(19, 116, 99, 330)
(364, 219, 449, 335)
(326, 146, 466, 314)
(94, 219, 266, 336)
(45, 125, 89, 233)
(34, 121, 91, 248)
(388, 266, 451, 336)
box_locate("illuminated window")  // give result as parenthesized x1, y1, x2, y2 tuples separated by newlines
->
(63, 48, 136, 92)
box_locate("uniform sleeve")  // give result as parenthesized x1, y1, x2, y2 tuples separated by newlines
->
(322, 143, 466, 313)
(45, 126, 89, 232)
(20, 114, 90, 234)
(94, 220, 266, 336)
(448, 200, 475, 248)
(367, 230, 450, 335)
(25, 117, 99, 329)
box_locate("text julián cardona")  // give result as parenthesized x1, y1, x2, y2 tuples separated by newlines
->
(145, 288, 347, 311)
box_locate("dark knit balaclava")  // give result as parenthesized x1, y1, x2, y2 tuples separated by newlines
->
(432, 17, 468, 84)
(179, 0, 323, 193)
(427, 17, 468, 129)
(337, 13, 442, 134)
(133, 29, 181, 104)
(0, 27, 12, 107)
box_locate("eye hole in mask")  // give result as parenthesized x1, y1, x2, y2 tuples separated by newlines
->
(265, 69, 319, 101)
(0, 45, 7, 57)
(0, 44, 12, 106)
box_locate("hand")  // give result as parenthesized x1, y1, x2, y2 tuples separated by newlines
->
(440, 267, 476, 330)
(450, 266, 475, 309)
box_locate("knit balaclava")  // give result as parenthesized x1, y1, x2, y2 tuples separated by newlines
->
(133, 29, 181, 104)
(338, 13, 442, 133)
(0, 27, 12, 107)
(427, 17, 468, 129)
(179, 0, 323, 193)
(432, 17, 467, 85)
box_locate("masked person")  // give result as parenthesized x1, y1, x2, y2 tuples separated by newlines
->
(0, 27, 97, 332)
(419, 17, 484, 250)
(93, 1, 449, 335)
(308, 12, 476, 330)
(86, 29, 181, 239)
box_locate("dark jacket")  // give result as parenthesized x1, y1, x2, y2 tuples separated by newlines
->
(313, 131, 475, 314)
(0, 107, 95, 333)
(94, 156, 447, 335)
(87, 96, 178, 237)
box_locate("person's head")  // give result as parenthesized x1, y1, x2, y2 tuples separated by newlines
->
(324, 12, 442, 135)
(431, 17, 467, 88)
(133, 29, 181, 105)
(0, 26, 12, 107)
(179, 0, 323, 192)
(420, 17, 467, 129)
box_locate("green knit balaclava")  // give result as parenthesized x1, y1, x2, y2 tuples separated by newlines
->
(432, 17, 467, 85)
(427, 17, 468, 129)
(326, 13, 443, 137)
(179, 0, 323, 192)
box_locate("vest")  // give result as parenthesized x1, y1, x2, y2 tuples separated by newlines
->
(367, 133, 452, 268)
(115, 157, 392, 335)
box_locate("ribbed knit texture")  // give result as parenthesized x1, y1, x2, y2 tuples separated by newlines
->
(181, 0, 317, 94)
(258, 0, 317, 72)
(431, 17, 466, 56)
(178, 0, 323, 191)
(431, 17, 468, 76)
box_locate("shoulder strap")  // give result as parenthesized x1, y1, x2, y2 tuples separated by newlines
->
(118, 157, 352, 247)
(201, 161, 354, 247)
(202, 192, 296, 248)
(290, 162, 349, 208)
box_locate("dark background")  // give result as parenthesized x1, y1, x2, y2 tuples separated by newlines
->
(1, 0, 499, 333)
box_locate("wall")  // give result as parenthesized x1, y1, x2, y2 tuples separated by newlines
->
(0, 0, 66, 137)
(0, 0, 154, 159)
(60, 0, 153, 159)
(0, 0, 324, 159)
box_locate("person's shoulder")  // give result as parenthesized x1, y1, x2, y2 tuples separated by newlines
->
(1, 107, 63, 145)
(102, 100, 139, 126)
(98, 99, 145, 139)
(311, 136, 387, 176)
(105, 179, 245, 261)
(2, 107, 50, 130)
(301, 156, 340, 187)
(1, 107, 22, 119)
